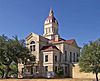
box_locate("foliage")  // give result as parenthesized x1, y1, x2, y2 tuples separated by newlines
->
(0, 35, 35, 78)
(0, 63, 4, 78)
(56, 66, 64, 77)
(8, 62, 18, 78)
(79, 40, 100, 81)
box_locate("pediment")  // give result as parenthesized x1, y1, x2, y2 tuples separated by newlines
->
(26, 32, 39, 41)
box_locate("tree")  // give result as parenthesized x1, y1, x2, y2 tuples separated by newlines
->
(0, 35, 11, 78)
(79, 40, 100, 81)
(8, 62, 18, 78)
(56, 66, 64, 77)
(0, 63, 4, 78)
(0, 35, 35, 78)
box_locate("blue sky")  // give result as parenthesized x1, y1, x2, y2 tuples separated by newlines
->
(0, 0, 100, 46)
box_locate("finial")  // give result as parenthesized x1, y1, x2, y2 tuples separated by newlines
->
(49, 8, 54, 16)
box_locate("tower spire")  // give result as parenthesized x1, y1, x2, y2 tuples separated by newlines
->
(49, 8, 54, 16)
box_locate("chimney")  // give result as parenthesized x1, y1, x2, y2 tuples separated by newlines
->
(55, 35, 59, 42)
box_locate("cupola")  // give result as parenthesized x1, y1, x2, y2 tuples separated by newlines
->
(43, 9, 59, 40)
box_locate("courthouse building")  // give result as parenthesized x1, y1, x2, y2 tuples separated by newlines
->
(18, 9, 80, 78)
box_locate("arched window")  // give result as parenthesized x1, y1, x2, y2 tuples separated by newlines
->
(30, 41, 35, 44)
(30, 41, 35, 52)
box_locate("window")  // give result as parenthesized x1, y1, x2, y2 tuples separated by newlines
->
(53, 28, 55, 33)
(45, 66, 48, 72)
(36, 66, 38, 72)
(30, 41, 35, 44)
(45, 55, 48, 62)
(31, 67, 33, 74)
(50, 28, 52, 33)
(65, 67, 67, 73)
(46, 28, 48, 34)
(49, 28, 51, 33)
(65, 51, 67, 61)
(33, 45, 35, 51)
(55, 66, 57, 73)
(30, 41, 35, 52)
(73, 53, 76, 62)
(55, 55, 57, 62)
(70, 52, 72, 62)
(47, 28, 49, 33)
(52, 28, 54, 33)
(59, 52, 61, 62)
(27, 68, 30, 72)
(30, 45, 35, 51)
(50, 20, 52, 22)
(76, 53, 79, 62)
(30, 46, 32, 51)
(22, 68, 24, 74)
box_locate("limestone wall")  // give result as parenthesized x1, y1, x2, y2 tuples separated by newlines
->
(73, 63, 100, 79)
(26, 33, 40, 63)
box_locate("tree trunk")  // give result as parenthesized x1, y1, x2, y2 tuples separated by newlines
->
(1, 70, 4, 78)
(96, 73, 99, 81)
(3, 65, 9, 78)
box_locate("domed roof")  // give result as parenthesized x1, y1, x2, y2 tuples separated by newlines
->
(45, 9, 58, 25)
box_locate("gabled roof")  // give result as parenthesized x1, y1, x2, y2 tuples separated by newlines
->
(41, 46, 59, 52)
(65, 39, 75, 44)
(50, 38, 75, 44)
(26, 32, 49, 41)
(49, 38, 80, 48)
(26, 32, 39, 41)
(49, 38, 65, 42)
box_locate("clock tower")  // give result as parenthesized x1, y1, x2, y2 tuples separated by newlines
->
(43, 9, 60, 40)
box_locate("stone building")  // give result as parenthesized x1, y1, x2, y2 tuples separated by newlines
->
(18, 9, 80, 78)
